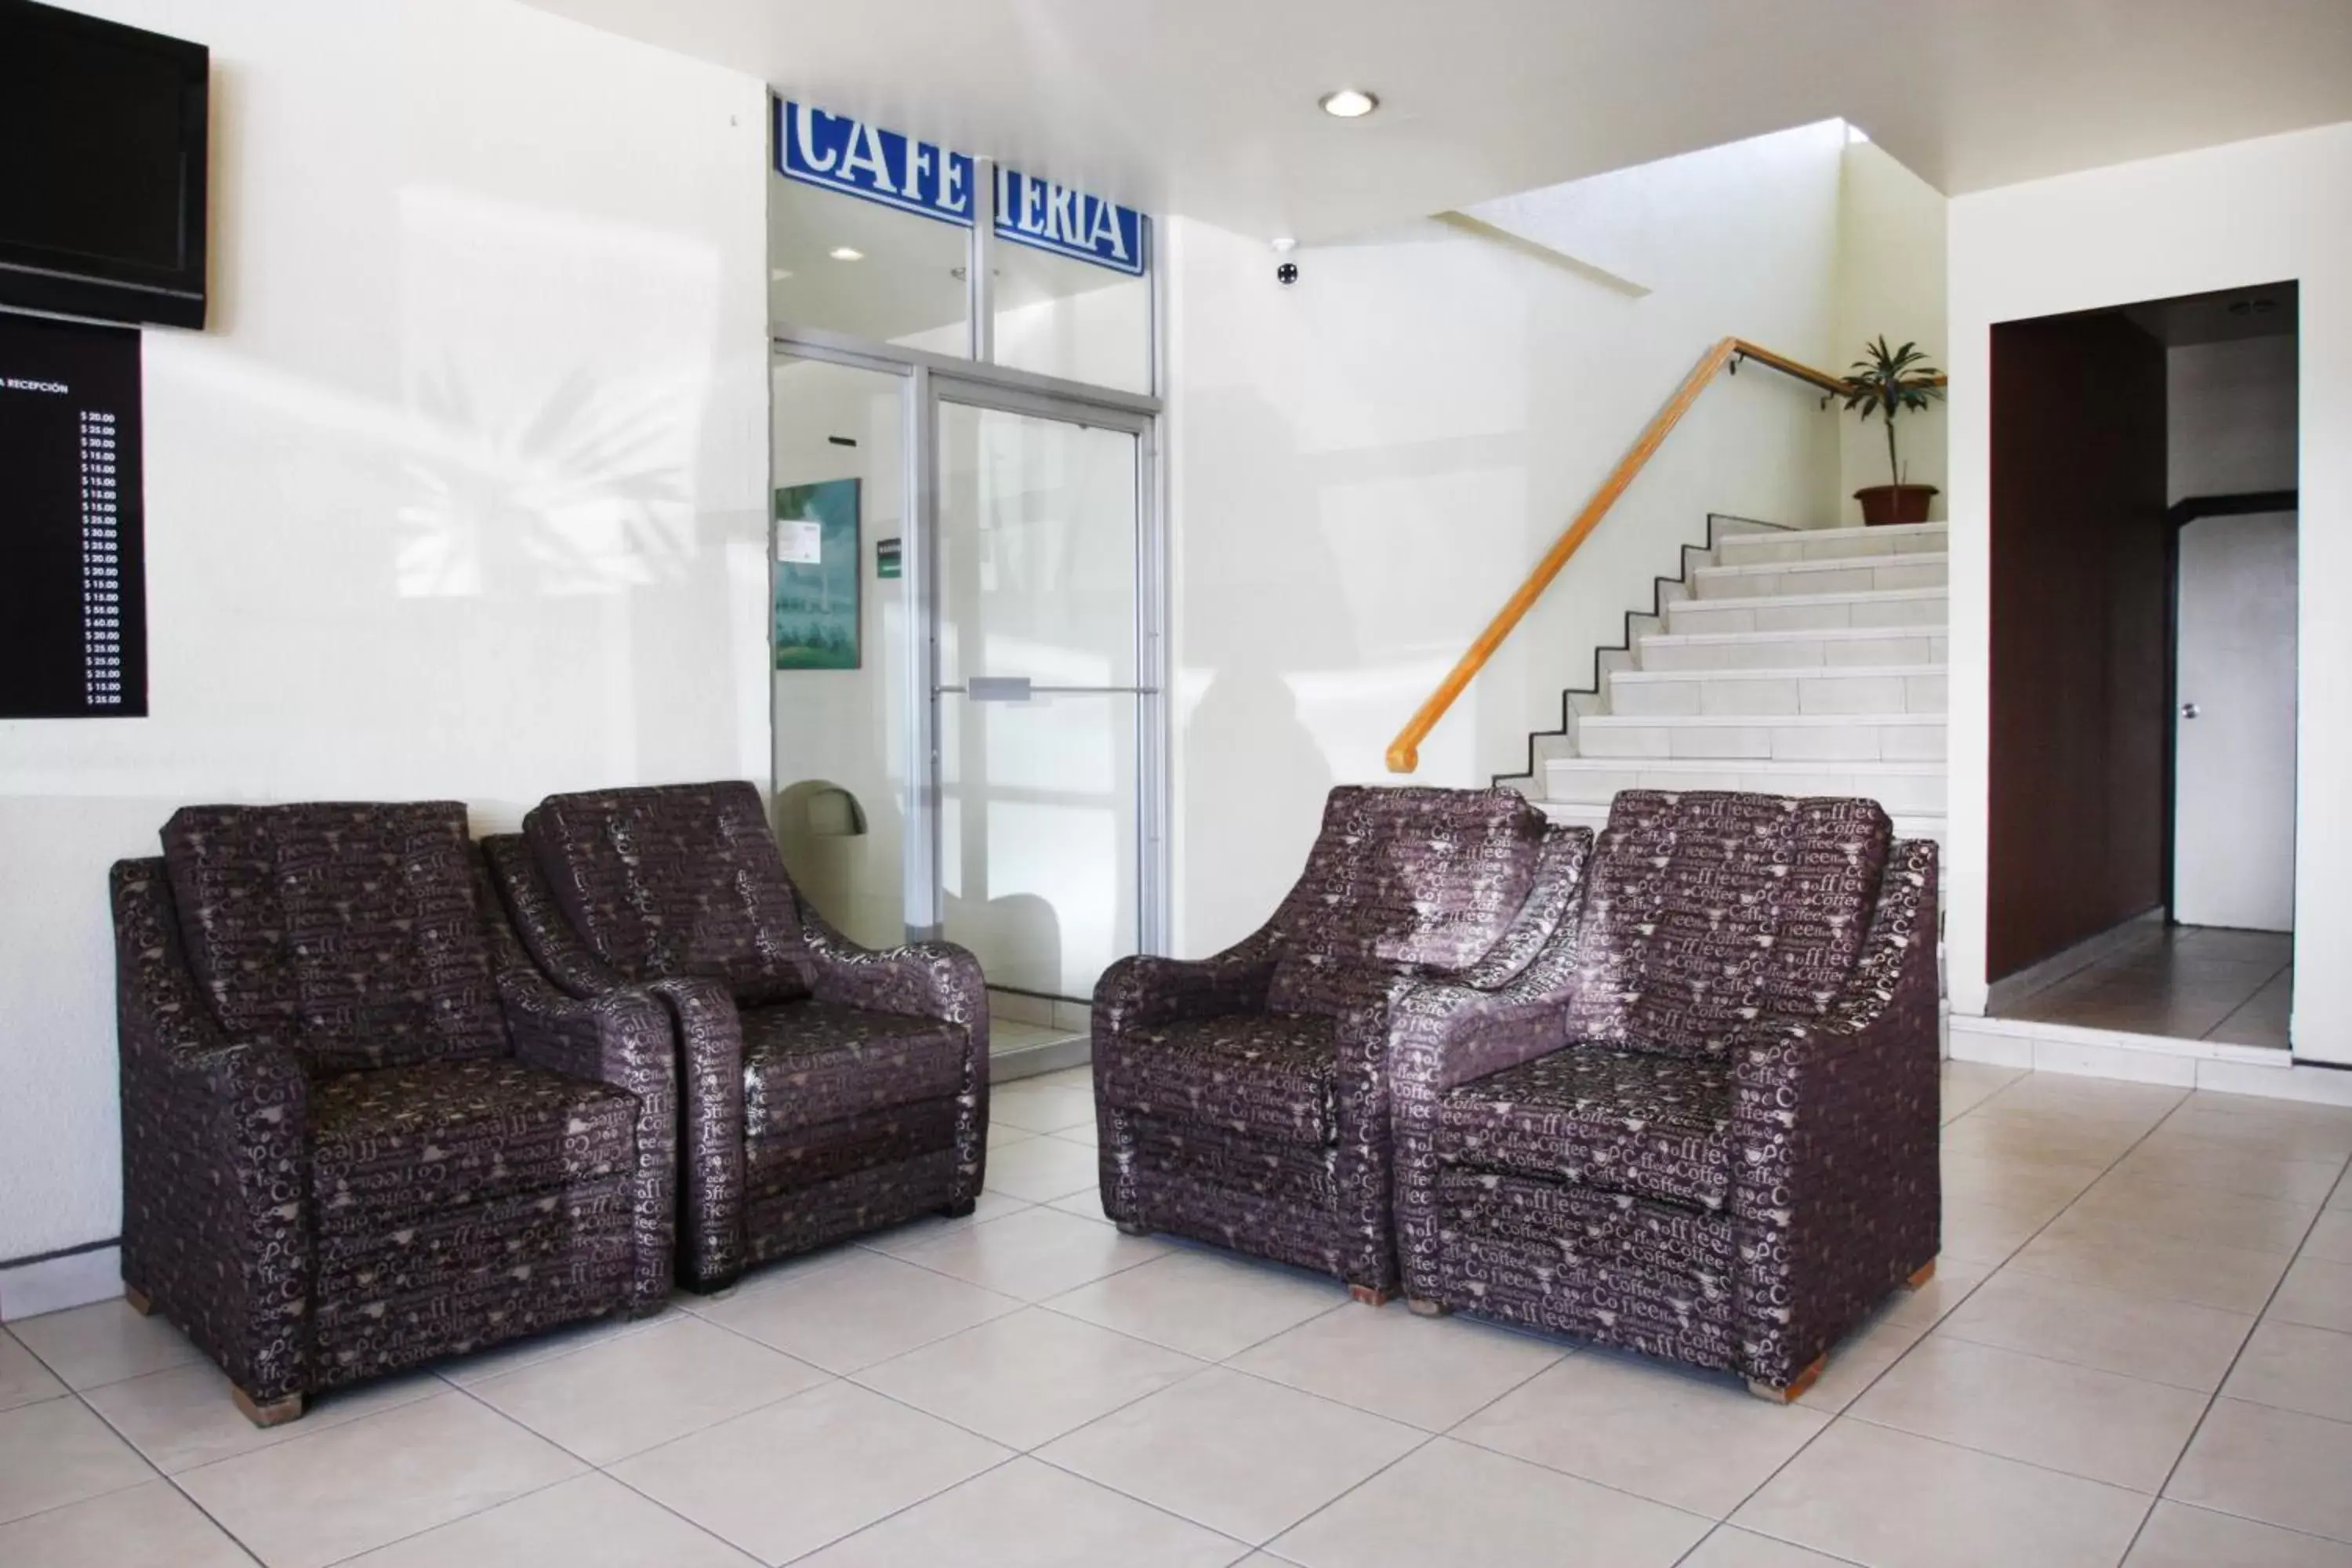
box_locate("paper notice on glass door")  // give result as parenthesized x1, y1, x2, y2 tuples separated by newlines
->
(778, 519, 822, 564)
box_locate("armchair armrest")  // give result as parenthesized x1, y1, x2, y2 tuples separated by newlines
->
(1092, 924, 1281, 1038)
(1385, 888, 1588, 1304)
(496, 964, 678, 1312)
(796, 898, 989, 1209)
(797, 899, 989, 1042)
(1729, 840, 1942, 1389)
(112, 858, 311, 1404)
(481, 833, 633, 999)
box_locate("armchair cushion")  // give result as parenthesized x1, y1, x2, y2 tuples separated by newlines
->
(524, 782, 812, 1006)
(1439, 1049, 1736, 1211)
(1563, 791, 1891, 1061)
(163, 802, 510, 1071)
(1098, 1012, 1337, 1145)
(1265, 786, 1544, 1015)
(310, 1057, 638, 1231)
(739, 999, 969, 1140)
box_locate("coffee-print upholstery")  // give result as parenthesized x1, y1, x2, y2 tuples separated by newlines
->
(1392, 789, 1940, 1394)
(114, 801, 677, 1419)
(1093, 785, 1588, 1298)
(490, 781, 987, 1291)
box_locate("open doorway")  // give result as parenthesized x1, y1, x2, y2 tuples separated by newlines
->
(1986, 283, 2297, 1047)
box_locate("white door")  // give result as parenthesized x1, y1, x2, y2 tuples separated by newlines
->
(2173, 510, 2297, 930)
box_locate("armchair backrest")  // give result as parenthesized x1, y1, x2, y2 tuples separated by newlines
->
(1563, 790, 1891, 1060)
(523, 780, 812, 1005)
(1264, 785, 1549, 1016)
(161, 801, 509, 1072)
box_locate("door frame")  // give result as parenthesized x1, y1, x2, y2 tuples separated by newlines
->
(769, 328, 1170, 972)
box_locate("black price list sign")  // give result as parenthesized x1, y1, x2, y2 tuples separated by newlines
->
(1, 310, 147, 718)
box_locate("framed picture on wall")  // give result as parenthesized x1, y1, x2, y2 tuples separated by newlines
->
(773, 477, 861, 670)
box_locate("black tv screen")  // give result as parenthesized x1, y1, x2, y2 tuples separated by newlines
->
(0, 0, 209, 328)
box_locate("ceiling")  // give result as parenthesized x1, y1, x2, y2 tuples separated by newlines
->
(524, 0, 2352, 241)
(2121, 281, 2299, 346)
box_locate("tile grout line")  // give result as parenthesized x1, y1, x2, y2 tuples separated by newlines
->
(2112, 1109, 2350, 1564)
(680, 1273, 1373, 1563)
(0, 1319, 249, 1559)
(402, 1366, 760, 1568)
(1672, 1072, 2199, 1559)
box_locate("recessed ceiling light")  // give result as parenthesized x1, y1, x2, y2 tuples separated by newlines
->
(829, 246, 864, 261)
(1318, 89, 1378, 119)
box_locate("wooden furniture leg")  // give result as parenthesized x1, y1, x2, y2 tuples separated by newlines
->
(122, 1287, 153, 1316)
(1748, 1354, 1827, 1404)
(1349, 1283, 1395, 1307)
(1905, 1258, 1937, 1290)
(230, 1385, 303, 1428)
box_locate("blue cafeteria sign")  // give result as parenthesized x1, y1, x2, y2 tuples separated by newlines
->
(775, 99, 1146, 276)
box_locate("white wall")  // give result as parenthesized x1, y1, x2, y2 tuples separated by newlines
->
(1947, 122, 2350, 1063)
(1165, 122, 1848, 956)
(2170, 336, 2299, 499)
(1836, 140, 1950, 517)
(0, 0, 770, 1271)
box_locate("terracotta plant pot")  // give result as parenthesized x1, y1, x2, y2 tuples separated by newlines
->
(1853, 484, 1937, 526)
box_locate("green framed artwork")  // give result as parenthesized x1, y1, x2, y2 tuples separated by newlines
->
(773, 478, 861, 670)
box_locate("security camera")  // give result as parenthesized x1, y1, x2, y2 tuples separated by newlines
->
(1276, 260, 1299, 286)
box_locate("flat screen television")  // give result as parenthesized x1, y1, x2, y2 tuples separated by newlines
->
(0, 0, 209, 328)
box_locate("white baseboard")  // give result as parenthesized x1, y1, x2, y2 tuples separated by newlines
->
(0, 1245, 122, 1323)
(1949, 1012, 2352, 1105)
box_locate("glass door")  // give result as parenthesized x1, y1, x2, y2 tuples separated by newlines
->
(769, 335, 1164, 1065)
(929, 387, 1156, 1025)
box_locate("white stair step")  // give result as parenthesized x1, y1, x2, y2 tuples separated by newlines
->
(1716, 521, 1947, 566)
(1543, 757, 1947, 814)
(1636, 626, 1947, 673)
(1540, 796, 1947, 847)
(1575, 710, 1946, 763)
(1668, 586, 1945, 637)
(1608, 664, 1947, 718)
(1692, 553, 1947, 601)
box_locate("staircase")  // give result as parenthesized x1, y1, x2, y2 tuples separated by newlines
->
(1526, 518, 1950, 844)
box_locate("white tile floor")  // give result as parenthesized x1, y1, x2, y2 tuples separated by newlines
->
(6, 1062, 2352, 1566)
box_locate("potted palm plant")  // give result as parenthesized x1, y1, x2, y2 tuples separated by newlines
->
(1844, 336, 1944, 525)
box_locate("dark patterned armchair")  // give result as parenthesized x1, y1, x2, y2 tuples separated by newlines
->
(485, 781, 987, 1294)
(1092, 785, 1592, 1301)
(114, 802, 676, 1427)
(1390, 789, 1941, 1399)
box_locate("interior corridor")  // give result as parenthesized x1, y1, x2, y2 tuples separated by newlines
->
(2000, 925, 2294, 1049)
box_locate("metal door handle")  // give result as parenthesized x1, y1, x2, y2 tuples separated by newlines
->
(2180, 702, 2200, 720)
(965, 676, 1033, 702)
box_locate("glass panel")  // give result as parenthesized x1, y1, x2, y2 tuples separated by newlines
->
(770, 354, 909, 949)
(937, 403, 1137, 688)
(939, 692, 1138, 1000)
(936, 402, 1142, 1002)
(992, 241, 1151, 394)
(769, 176, 968, 354)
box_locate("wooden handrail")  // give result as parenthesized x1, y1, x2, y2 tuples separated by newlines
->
(1385, 336, 1860, 774)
